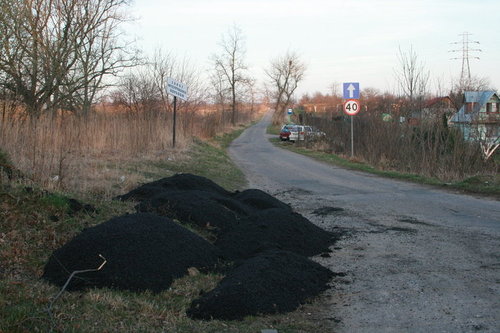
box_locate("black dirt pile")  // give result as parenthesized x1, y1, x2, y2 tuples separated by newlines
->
(43, 173, 340, 319)
(120, 174, 296, 235)
(186, 250, 333, 320)
(42, 213, 221, 293)
(117, 173, 231, 202)
(136, 190, 252, 233)
(215, 208, 338, 261)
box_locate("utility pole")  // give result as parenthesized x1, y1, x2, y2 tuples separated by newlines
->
(449, 32, 481, 86)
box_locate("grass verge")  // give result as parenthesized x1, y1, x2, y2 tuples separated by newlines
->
(0, 128, 332, 333)
(149, 125, 249, 192)
(269, 136, 500, 197)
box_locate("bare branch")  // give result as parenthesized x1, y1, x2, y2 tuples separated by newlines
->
(265, 50, 306, 124)
(210, 25, 252, 125)
(46, 254, 107, 330)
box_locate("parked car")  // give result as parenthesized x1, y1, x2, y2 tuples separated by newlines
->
(279, 124, 296, 141)
(289, 125, 306, 142)
(289, 125, 325, 142)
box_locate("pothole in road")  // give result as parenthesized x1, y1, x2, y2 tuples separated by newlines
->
(398, 216, 433, 226)
(312, 206, 346, 216)
(386, 226, 418, 234)
(275, 187, 314, 197)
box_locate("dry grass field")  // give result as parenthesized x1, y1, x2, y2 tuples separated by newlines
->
(0, 104, 262, 198)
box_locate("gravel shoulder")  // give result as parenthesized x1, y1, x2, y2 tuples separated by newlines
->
(229, 111, 500, 332)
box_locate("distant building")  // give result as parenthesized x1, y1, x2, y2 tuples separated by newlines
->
(449, 91, 500, 143)
(423, 97, 457, 123)
(407, 96, 457, 125)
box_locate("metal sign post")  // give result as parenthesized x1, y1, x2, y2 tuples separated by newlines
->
(351, 115, 354, 157)
(173, 96, 177, 148)
(166, 78, 188, 148)
(343, 98, 361, 158)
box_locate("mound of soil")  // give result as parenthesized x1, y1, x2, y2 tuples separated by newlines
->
(42, 213, 221, 293)
(125, 175, 294, 234)
(117, 173, 231, 201)
(215, 208, 339, 261)
(45, 173, 338, 319)
(232, 189, 292, 211)
(187, 250, 333, 320)
(136, 190, 252, 233)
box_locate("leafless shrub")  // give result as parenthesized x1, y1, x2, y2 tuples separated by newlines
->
(305, 112, 497, 182)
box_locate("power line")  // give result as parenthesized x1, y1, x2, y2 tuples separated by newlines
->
(449, 32, 481, 83)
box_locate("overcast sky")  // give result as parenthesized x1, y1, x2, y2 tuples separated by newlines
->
(126, 0, 500, 97)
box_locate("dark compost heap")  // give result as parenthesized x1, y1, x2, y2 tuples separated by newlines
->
(43, 173, 342, 320)
(136, 190, 252, 233)
(116, 173, 231, 202)
(186, 250, 333, 320)
(42, 213, 221, 292)
(215, 208, 338, 261)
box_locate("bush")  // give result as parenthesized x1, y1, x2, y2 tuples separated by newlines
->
(304, 113, 498, 182)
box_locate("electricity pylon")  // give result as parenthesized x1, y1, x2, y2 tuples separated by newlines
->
(449, 32, 481, 85)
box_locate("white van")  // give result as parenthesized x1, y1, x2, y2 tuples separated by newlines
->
(289, 125, 311, 141)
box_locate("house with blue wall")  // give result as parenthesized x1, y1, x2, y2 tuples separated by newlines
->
(450, 91, 500, 141)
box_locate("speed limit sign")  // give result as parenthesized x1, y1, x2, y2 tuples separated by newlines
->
(343, 99, 360, 116)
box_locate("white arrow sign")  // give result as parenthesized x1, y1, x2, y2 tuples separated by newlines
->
(347, 84, 356, 98)
(343, 82, 360, 99)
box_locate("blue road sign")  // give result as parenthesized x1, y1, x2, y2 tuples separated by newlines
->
(343, 82, 360, 99)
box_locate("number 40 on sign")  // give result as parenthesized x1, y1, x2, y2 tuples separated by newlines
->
(343, 99, 360, 116)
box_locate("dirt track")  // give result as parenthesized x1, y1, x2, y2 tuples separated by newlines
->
(229, 111, 500, 332)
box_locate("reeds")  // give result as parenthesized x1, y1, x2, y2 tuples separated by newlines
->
(0, 105, 258, 196)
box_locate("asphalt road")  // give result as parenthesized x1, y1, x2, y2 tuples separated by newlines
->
(229, 110, 500, 332)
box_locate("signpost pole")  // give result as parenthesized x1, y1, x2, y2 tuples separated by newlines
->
(173, 96, 177, 148)
(351, 115, 354, 158)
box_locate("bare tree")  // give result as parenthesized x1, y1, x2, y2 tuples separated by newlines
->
(210, 65, 229, 106)
(150, 49, 206, 114)
(394, 45, 430, 116)
(115, 49, 206, 127)
(449, 75, 492, 110)
(329, 81, 341, 98)
(211, 25, 252, 125)
(0, 0, 135, 116)
(61, 0, 137, 115)
(265, 50, 306, 124)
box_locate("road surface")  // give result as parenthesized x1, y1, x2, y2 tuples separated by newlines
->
(229, 110, 500, 332)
